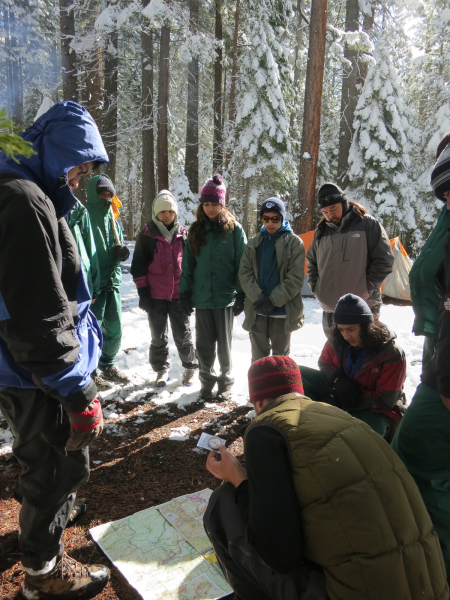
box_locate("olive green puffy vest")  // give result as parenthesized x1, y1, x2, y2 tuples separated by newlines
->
(244, 395, 449, 600)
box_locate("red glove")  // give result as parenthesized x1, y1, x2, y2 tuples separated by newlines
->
(66, 399, 104, 451)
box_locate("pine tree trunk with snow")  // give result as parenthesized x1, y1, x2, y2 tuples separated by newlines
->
(213, 0, 223, 173)
(141, 16, 156, 224)
(103, 29, 118, 182)
(224, 0, 240, 172)
(59, 0, 78, 103)
(293, 0, 328, 234)
(185, 0, 199, 194)
(158, 23, 170, 191)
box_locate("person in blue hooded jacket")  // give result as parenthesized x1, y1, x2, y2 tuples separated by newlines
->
(0, 102, 110, 600)
(239, 198, 305, 363)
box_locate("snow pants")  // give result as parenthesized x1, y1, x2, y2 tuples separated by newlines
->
(204, 482, 329, 600)
(392, 382, 450, 580)
(250, 315, 291, 363)
(299, 365, 391, 437)
(148, 299, 198, 372)
(422, 335, 437, 371)
(195, 307, 234, 393)
(0, 387, 89, 570)
(91, 288, 122, 369)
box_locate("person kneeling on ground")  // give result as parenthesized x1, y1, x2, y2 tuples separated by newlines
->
(299, 293, 406, 439)
(239, 197, 305, 363)
(131, 190, 198, 387)
(204, 356, 449, 600)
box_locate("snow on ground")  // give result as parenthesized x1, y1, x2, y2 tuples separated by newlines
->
(0, 258, 424, 455)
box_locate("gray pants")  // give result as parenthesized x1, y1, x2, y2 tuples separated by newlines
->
(195, 307, 234, 393)
(250, 315, 291, 363)
(0, 387, 89, 570)
(204, 483, 329, 600)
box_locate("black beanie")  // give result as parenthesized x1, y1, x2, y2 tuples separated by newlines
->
(333, 294, 374, 325)
(431, 142, 450, 202)
(96, 174, 116, 198)
(317, 182, 347, 208)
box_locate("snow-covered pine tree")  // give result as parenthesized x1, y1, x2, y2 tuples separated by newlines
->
(228, 0, 292, 202)
(347, 33, 417, 247)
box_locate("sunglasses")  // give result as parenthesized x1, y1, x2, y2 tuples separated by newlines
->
(261, 215, 281, 224)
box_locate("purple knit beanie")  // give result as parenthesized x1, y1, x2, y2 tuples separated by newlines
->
(200, 174, 226, 206)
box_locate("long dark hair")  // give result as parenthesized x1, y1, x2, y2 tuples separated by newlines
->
(188, 203, 236, 256)
(330, 320, 391, 355)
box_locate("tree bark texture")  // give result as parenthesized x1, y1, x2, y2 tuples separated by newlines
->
(212, 0, 223, 173)
(103, 29, 118, 182)
(158, 24, 170, 191)
(84, 1, 103, 134)
(337, 0, 360, 188)
(293, 0, 328, 235)
(141, 17, 156, 224)
(59, 0, 78, 102)
(225, 0, 240, 170)
(289, 0, 305, 135)
(357, 8, 375, 88)
(185, 0, 199, 193)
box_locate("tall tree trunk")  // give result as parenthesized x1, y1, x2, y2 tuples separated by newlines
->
(212, 0, 223, 173)
(357, 8, 375, 88)
(9, 9, 23, 126)
(185, 0, 199, 194)
(59, 0, 78, 102)
(224, 0, 240, 171)
(103, 29, 118, 182)
(128, 159, 134, 240)
(289, 0, 305, 135)
(157, 23, 170, 191)
(141, 16, 156, 224)
(293, 0, 328, 234)
(85, 1, 103, 132)
(242, 178, 250, 237)
(336, 0, 360, 188)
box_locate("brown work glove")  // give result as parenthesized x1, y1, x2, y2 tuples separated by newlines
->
(66, 398, 104, 451)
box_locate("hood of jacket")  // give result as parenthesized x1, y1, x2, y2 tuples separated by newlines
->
(0, 101, 108, 218)
(260, 219, 292, 238)
(86, 173, 114, 216)
(68, 199, 87, 229)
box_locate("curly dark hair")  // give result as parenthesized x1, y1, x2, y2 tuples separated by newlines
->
(188, 204, 236, 256)
(330, 320, 391, 354)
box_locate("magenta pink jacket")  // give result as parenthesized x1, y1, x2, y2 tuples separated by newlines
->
(132, 221, 186, 300)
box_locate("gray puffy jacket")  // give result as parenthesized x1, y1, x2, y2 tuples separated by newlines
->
(306, 206, 394, 313)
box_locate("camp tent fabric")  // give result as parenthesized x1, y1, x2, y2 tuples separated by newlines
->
(299, 231, 412, 301)
(382, 237, 412, 301)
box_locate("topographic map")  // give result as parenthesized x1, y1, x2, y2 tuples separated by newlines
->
(90, 489, 232, 600)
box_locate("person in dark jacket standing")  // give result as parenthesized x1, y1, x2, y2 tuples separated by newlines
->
(393, 141, 450, 580)
(307, 182, 394, 338)
(239, 197, 305, 363)
(299, 294, 406, 438)
(179, 174, 247, 401)
(131, 190, 198, 387)
(409, 133, 450, 370)
(87, 174, 130, 384)
(0, 102, 109, 599)
(203, 356, 448, 600)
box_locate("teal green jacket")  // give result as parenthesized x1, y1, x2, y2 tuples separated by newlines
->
(86, 174, 123, 291)
(179, 220, 247, 309)
(68, 199, 101, 300)
(410, 205, 450, 339)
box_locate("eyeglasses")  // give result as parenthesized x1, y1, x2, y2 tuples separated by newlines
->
(261, 215, 281, 224)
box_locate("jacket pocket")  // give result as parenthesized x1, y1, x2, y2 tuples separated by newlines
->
(343, 232, 364, 261)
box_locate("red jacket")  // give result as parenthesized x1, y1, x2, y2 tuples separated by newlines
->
(319, 330, 406, 421)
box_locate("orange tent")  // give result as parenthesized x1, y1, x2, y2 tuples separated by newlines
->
(299, 230, 315, 274)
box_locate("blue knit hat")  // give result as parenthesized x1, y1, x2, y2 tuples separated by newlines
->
(333, 294, 374, 325)
(260, 197, 286, 221)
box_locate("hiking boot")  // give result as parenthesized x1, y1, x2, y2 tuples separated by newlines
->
(182, 368, 197, 386)
(67, 499, 86, 527)
(102, 365, 130, 384)
(155, 370, 169, 387)
(199, 388, 216, 401)
(217, 390, 232, 402)
(92, 369, 113, 391)
(21, 552, 110, 600)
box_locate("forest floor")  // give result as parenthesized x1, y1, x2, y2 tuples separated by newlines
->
(0, 246, 424, 599)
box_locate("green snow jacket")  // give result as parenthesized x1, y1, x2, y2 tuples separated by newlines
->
(86, 174, 123, 292)
(68, 199, 101, 300)
(239, 231, 305, 333)
(179, 220, 247, 309)
(410, 205, 450, 339)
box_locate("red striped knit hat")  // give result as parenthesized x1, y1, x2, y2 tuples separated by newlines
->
(248, 356, 304, 404)
(200, 173, 226, 205)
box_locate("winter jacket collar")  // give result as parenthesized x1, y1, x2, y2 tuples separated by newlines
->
(86, 174, 114, 216)
(0, 101, 108, 218)
(144, 220, 186, 242)
(336, 327, 398, 377)
(260, 220, 293, 238)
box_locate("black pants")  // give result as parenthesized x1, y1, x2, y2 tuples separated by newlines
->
(204, 483, 328, 600)
(196, 307, 234, 392)
(148, 299, 198, 372)
(0, 387, 89, 570)
(250, 315, 291, 363)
